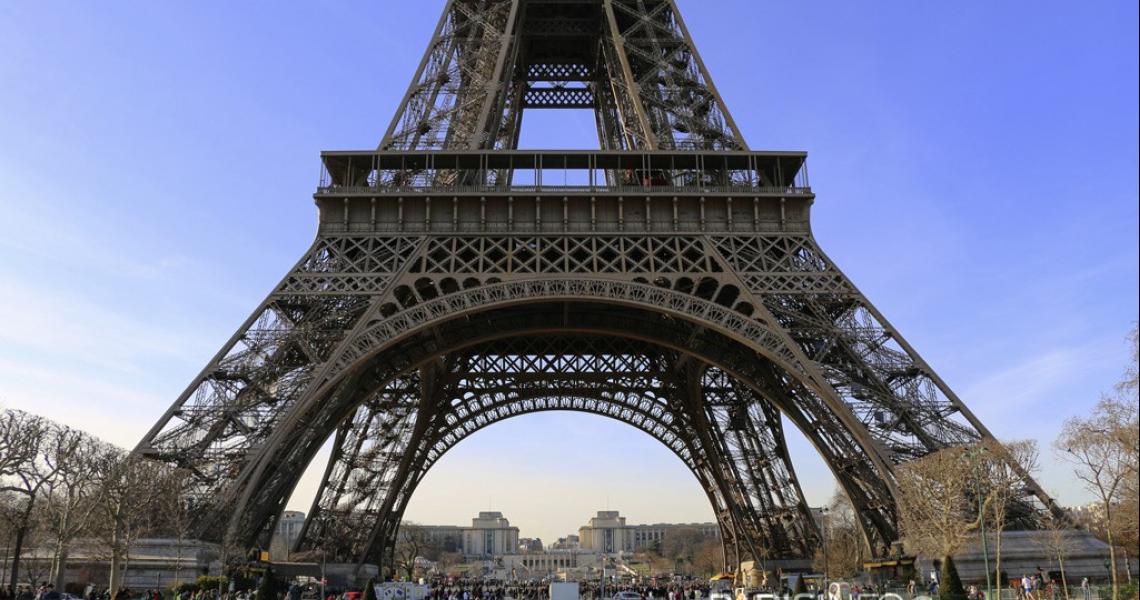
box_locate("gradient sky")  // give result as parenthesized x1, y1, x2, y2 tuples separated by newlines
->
(1, 1, 1137, 544)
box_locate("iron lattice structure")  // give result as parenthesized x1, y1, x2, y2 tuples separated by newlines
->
(136, 0, 1060, 576)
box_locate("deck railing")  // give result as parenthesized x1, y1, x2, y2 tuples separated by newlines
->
(317, 149, 811, 195)
(316, 183, 812, 196)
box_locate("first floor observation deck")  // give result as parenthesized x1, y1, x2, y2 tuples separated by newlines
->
(315, 149, 814, 235)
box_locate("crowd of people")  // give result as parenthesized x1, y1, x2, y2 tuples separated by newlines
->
(1, 583, 172, 600)
(415, 579, 711, 600)
(0, 572, 1107, 600)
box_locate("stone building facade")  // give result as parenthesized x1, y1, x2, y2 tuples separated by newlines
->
(460, 512, 520, 558)
(578, 511, 719, 553)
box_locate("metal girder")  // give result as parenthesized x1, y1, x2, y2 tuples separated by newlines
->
(290, 334, 818, 573)
(381, 0, 521, 151)
(136, 231, 1057, 565)
(132, 236, 422, 539)
(599, 0, 746, 150)
(133, 0, 1062, 581)
(379, 0, 744, 151)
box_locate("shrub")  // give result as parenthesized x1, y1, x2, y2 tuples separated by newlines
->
(938, 556, 967, 600)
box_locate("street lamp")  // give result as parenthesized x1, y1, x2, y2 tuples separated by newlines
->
(968, 449, 993, 600)
(977, 482, 992, 600)
(819, 507, 830, 595)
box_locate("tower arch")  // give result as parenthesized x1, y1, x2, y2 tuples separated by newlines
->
(134, 0, 1062, 582)
(215, 290, 903, 570)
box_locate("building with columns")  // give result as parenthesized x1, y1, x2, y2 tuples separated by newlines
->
(578, 510, 719, 554)
(460, 511, 520, 558)
(276, 510, 306, 546)
(629, 521, 719, 550)
(501, 550, 600, 578)
(578, 511, 631, 553)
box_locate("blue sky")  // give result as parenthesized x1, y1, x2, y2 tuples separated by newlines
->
(1, 1, 1137, 543)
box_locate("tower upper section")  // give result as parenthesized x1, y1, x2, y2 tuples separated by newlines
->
(380, 0, 747, 152)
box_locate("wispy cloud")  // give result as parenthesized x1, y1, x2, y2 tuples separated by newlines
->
(0, 277, 215, 374)
(961, 338, 1119, 424)
(0, 358, 161, 448)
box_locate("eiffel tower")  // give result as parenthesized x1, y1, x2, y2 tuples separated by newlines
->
(136, 0, 1059, 576)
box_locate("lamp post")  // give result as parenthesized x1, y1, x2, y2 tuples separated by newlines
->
(969, 449, 993, 600)
(819, 507, 830, 597)
(977, 486, 992, 599)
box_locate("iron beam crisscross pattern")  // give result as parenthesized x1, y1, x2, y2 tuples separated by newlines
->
(381, 0, 744, 152)
(382, 0, 518, 151)
(136, 0, 1060, 578)
(281, 237, 420, 294)
(600, 0, 744, 150)
(295, 336, 819, 567)
(711, 235, 984, 460)
(416, 235, 722, 274)
(298, 373, 422, 559)
(136, 235, 420, 534)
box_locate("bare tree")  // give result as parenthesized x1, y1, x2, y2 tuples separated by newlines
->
(1, 490, 46, 591)
(1, 492, 23, 586)
(1116, 473, 1139, 583)
(1114, 326, 1140, 575)
(1121, 326, 1139, 396)
(40, 426, 113, 589)
(691, 539, 723, 578)
(393, 524, 427, 580)
(1036, 511, 1073, 599)
(895, 444, 993, 593)
(978, 438, 1040, 589)
(1056, 370, 1138, 600)
(813, 489, 865, 579)
(152, 468, 195, 585)
(633, 548, 675, 576)
(0, 411, 44, 485)
(93, 451, 168, 593)
(661, 527, 709, 566)
(0, 411, 60, 592)
(17, 519, 50, 590)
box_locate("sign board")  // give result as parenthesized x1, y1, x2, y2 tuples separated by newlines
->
(378, 582, 430, 600)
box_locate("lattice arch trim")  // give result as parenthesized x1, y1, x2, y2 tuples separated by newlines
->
(334, 278, 800, 375)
